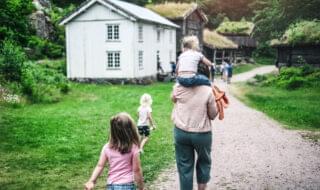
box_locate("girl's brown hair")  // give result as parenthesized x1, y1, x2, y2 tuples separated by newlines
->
(109, 112, 140, 154)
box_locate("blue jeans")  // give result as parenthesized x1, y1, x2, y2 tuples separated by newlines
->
(107, 183, 136, 190)
(177, 74, 211, 87)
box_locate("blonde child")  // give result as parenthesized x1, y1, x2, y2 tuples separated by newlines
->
(176, 35, 214, 87)
(84, 113, 144, 190)
(137, 93, 155, 153)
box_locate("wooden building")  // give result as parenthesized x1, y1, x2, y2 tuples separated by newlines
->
(147, 3, 208, 55)
(216, 21, 257, 62)
(271, 21, 320, 68)
(59, 0, 178, 82)
(203, 29, 238, 65)
(272, 44, 320, 67)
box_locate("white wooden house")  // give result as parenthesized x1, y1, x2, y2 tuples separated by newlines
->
(59, 0, 178, 83)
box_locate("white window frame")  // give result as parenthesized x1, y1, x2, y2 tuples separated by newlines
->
(169, 50, 173, 62)
(106, 24, 120, 41)
(169, 30, 173, 44)
(138, 51, 143, 70)
(106, 51, 121, 70)
(138, 25, 143, 42)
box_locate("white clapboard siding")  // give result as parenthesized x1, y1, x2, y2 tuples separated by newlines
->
(62, 0, 178, 80)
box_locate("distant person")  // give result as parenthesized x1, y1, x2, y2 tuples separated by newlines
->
(222, 60, 228, 82)
(137, 93, 156, 153)
(226, 61, 233, 84)
(170, 61, 176, 77)
(210, 64, 216, 82)
(176, 35, 213, 87)
(220, 63, 225, 80)
(171, 65, 218, 190)
(84, 112, 144, 190)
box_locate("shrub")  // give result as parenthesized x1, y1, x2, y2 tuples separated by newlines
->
(21, 61, 69, 103)
(0, 39, 26, 81)
(254, 74, 268, 83)
(27, 36, 64, 60)
(284, 76, 307, 90)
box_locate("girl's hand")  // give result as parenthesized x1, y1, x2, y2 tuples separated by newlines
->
(84, 181, 95, 190)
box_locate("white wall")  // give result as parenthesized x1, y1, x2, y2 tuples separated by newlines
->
(65, 2, 176, 79)
(66, 2, 134, 79)
(133, 22, 176, 78)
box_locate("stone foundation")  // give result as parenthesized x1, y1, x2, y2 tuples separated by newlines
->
(69, 76, 157, 85)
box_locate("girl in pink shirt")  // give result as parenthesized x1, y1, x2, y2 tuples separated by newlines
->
(84, 113, 144, 190)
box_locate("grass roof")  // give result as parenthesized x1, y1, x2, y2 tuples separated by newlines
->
(216, 21, 255, 36)
(271, 20, 320, 46)
(146, 2, 197, 19)
(203, 29, 238, 49)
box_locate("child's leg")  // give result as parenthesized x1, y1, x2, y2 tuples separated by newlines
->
(177, 74, 211, 87)
(140, 137, 149, 151)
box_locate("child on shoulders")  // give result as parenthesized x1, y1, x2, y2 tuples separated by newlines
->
(176, 35, 214, 87)
(84, 113, 144, 190)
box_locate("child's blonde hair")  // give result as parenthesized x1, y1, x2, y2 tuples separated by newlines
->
(140, 93, 152, 107)
(182, 35, 199, 51)
(109, 112, 140, 154)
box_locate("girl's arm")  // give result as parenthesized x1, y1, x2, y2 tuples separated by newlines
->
(147, 112, 156, 129)
(84, 147, 108, 190)
(201, 56, 213, 67)
(133, 153, 144, 190)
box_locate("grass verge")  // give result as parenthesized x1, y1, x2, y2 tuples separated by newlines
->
(0, 82, 175, 189)
(231, 83, 320, 130)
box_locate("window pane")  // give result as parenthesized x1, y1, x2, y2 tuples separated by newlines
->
(138, 25, 143, 41)
(114, 25, 119, 40)
(114, 52, 120, 67)
(139, 51, 143, 69)
(107, 25, 113, 40)
(157, 30, 160, 42)
(107, 52, 113, 67)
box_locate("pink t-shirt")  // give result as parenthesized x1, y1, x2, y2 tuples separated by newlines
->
(103, 143, 140, 184)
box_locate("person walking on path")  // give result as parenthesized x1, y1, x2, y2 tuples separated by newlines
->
(171, 67, 218, 190)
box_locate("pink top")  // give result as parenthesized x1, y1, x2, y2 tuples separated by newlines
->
(102, 143, 140, 184)
(172, 84, 217, 132)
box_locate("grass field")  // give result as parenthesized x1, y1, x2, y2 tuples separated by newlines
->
(231, 84, 320, 130)
(0, 82, 175, 189)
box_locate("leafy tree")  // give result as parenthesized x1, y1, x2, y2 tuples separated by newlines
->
(0, 0, 35, 46)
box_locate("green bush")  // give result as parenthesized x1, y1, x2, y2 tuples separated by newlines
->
(0, 40, 26, 81)
(21, 61, 69, 103)
(254, 74, 268, 82)
(27, 36, 64, 60)
(282, 76, 307, 90)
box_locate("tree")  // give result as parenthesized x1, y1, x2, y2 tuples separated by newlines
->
(0, 0, 35, 46)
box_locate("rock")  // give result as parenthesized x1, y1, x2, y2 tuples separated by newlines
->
(29, 10, 54, 40)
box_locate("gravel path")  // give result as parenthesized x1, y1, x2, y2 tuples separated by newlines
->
(147, 66, 320, 190)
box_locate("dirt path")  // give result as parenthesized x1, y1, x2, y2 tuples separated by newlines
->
(147, 66, 320, 190)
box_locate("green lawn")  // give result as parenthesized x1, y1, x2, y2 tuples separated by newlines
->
(231, 84, 320, 130)
(0, 82, 175, 189)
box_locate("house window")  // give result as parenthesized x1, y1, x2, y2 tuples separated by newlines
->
(107, 51, 121, 69)
(138, 51, 143, 70)
(106, 24, 120, 41)
(157, 30, 160, 42)
(169, 30, 173, 44)
(138, 25, 143, 42)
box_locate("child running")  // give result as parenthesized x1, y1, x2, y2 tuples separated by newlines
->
(84, 112, 144, 190)
(137, 93, 155, 153)
(176, 35, 214, 87)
